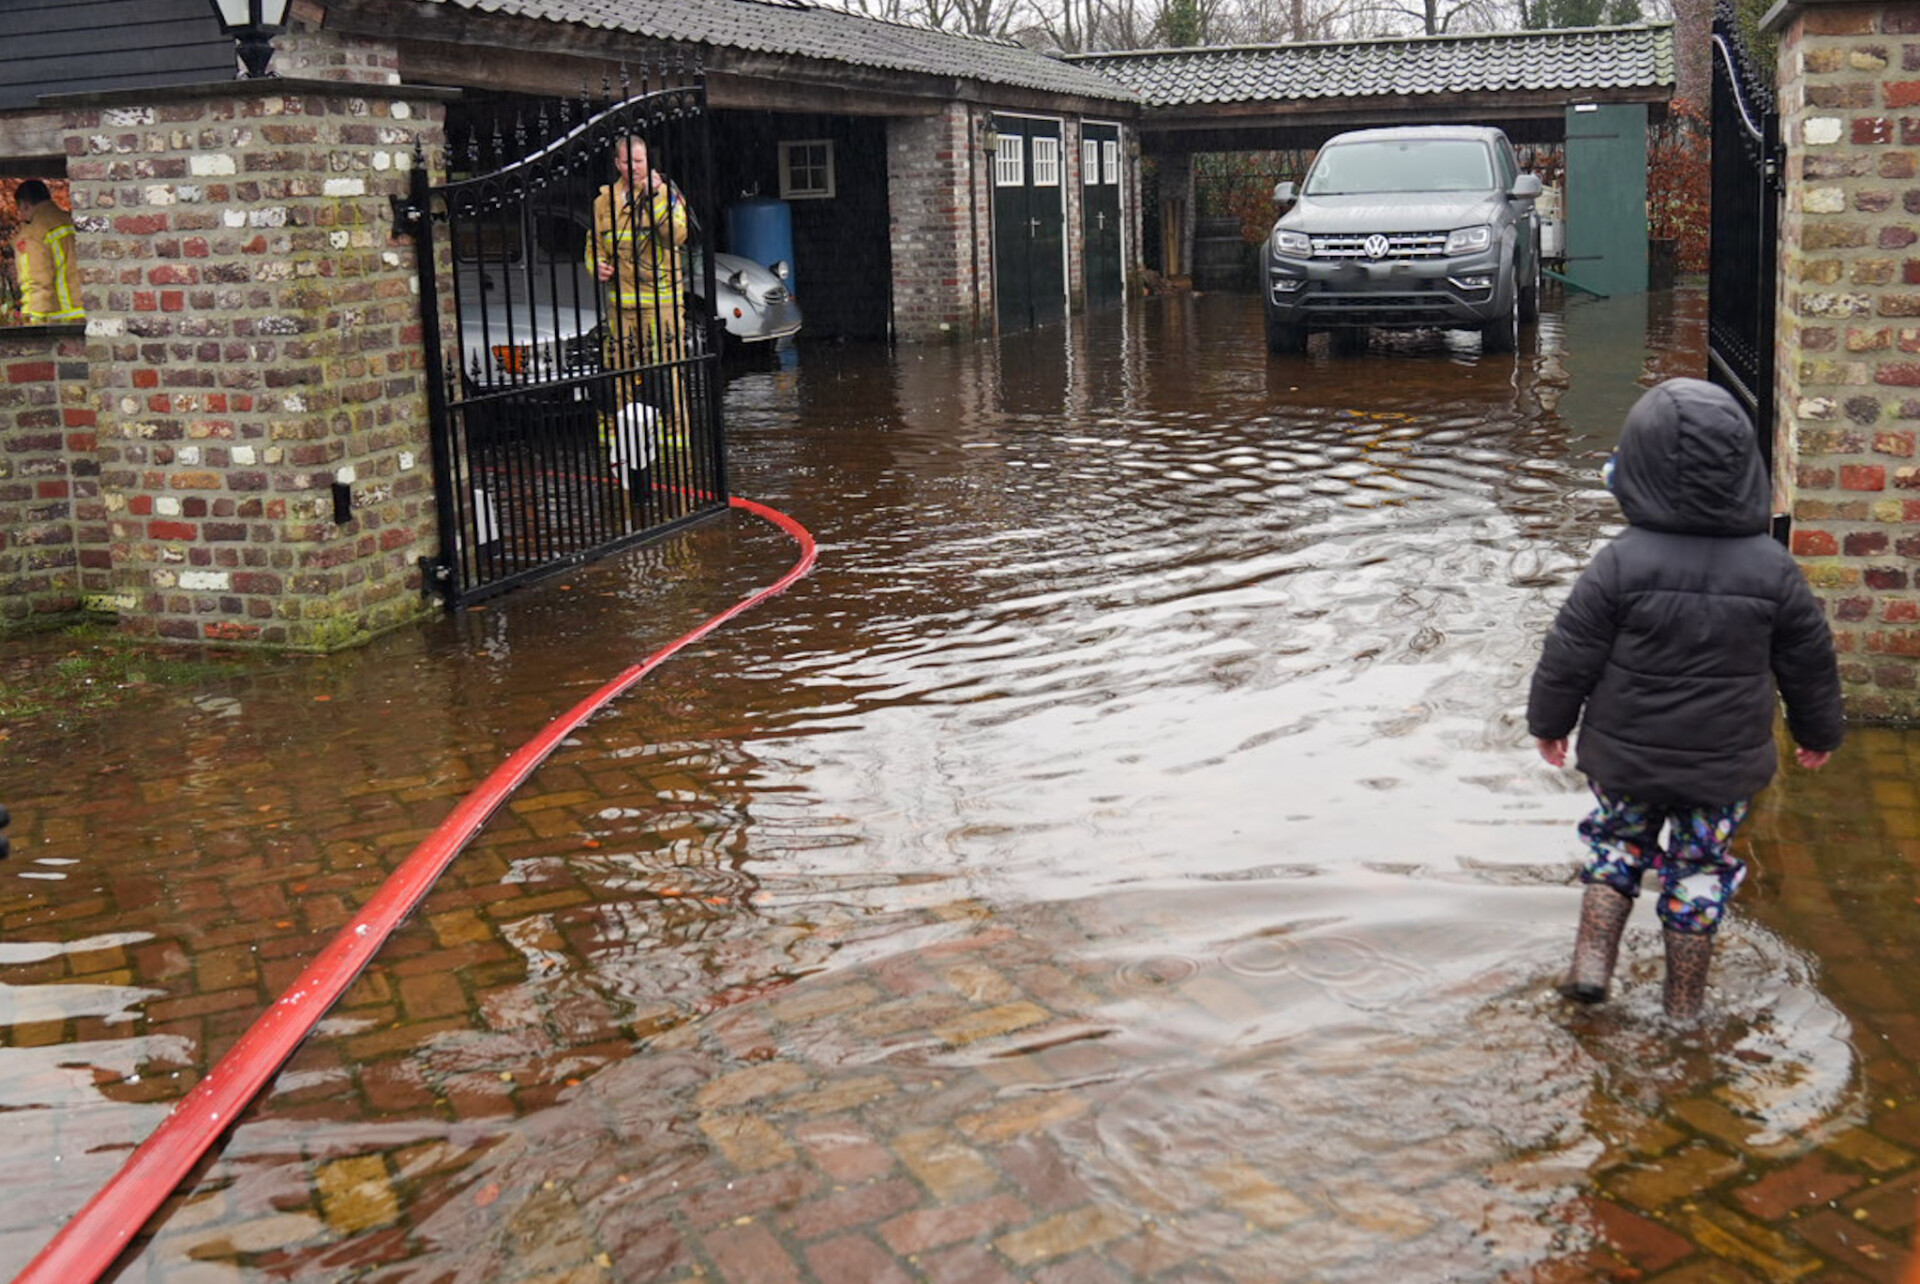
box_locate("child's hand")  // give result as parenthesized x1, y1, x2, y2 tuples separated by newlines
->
(1536, 737, 1568, 768)
(1795, 747, 1832, 770)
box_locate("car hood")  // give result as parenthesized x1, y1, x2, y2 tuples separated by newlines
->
(1278, 193, 1505, 234)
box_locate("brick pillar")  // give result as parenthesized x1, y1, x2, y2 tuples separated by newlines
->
(888, 104, 988, 342)
(1773, 0, 1920, 717)
(0, 331, 102, 627)
(1065, 117, 1085, 310)
(60, 79, 447, 650)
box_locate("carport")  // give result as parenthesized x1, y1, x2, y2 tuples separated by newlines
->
(1073, 24, 1675, 298)
(308, 0, 1139, 343)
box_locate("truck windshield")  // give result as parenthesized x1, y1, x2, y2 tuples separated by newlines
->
(1303, 140, 1494, 195)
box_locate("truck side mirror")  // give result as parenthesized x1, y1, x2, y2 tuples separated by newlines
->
(1510, 174, 1543, 201)
(1273, 181, 1297, 205)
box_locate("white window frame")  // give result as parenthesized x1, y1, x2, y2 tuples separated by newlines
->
(1082, 139, 1099, 186)
(1102, 139, 1120, 185)
(1031, 135, 1061, 187)
(994, 136, 1024, 188)
(778, 139, 836, 200)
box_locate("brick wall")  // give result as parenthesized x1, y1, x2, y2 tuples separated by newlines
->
(50, 77, 446, 650)
(886, 105, 985, 342)
(1065, 118, 1086, 307)
(269, 28, 404, 85)
(1774, 0, 1920, 718)
(885, 106, 1132, 341)
(0, 331, 100, 626)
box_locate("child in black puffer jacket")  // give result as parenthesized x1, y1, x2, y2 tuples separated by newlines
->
(1527, 378, 1844, 1022)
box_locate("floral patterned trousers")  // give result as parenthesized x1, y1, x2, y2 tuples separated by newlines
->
(1577, 784, 1751, 937)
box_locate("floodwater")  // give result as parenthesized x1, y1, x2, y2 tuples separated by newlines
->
(2, 287, 1917, 1283)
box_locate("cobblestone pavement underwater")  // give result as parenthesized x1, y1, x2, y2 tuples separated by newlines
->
(2, 290, 1917, 1282)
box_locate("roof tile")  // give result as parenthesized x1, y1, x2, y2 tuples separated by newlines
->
(437, 0, 1138, 101)
(1071, 24, 1673, 107)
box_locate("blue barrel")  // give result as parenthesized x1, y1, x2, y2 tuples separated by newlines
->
(726, 198, 796, 290)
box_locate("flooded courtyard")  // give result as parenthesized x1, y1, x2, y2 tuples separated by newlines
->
(2, 286, 1917, 1282)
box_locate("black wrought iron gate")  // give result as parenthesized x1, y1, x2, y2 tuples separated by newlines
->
(1707, 0, 1781, 484)
(401, 67, 726, 608)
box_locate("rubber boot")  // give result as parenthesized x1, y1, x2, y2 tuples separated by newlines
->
(1559, 884, 1633, 1004)
(1662, 928, 1714, 1022)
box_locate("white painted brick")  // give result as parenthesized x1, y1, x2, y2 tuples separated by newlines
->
(1804, 117, 1842, 145)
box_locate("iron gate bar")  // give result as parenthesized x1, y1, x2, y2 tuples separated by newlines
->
(1706, 0, 1780, 488)
(412, 65, 726, 608)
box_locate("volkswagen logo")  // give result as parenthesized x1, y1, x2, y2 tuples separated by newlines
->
(1363, 234, 1391, 260)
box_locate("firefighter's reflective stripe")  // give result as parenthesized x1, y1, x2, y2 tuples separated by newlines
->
(35, 225, 83, 322)
(611, 290, 678, 309)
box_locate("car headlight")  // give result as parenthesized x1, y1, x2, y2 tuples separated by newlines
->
(1272, 229, 1313, 258)
(1445, 226, 1493, 255)
(771, 260, 792, 281)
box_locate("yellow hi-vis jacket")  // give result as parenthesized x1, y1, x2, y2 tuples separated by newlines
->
(15, 201, 83, 323)
(592, 179, 690, 313)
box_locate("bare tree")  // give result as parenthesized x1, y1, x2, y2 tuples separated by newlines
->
(835, 0, 1538, 50)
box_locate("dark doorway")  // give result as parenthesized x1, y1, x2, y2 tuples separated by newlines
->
(993, 114, 1067, 334)
(1081, 121, 1125, 309)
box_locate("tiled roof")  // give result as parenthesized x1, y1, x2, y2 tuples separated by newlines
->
(1069, 24, 1673, 108)
(437, 0, 1139, 102)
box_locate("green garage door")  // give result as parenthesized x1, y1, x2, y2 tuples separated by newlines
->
(1081, 121, 1124, 309)
(993, 115, 1066, 333)
(1564, 102, 1649, 297)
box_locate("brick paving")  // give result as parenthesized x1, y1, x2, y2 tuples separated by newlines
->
(3, 571, 1920, 1282)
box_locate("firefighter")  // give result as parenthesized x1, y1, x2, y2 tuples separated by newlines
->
(593, 135, 689, 484)
(12, 180, 83, 324)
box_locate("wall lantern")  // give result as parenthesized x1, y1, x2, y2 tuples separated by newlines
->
(980, 123, 1000, 155)
(209, 0, 292, 79)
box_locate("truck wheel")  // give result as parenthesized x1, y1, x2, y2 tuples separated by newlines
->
(1266, 312, 1307, 354)
(1518, 253, 1541, 324)
(1482, 291, 1518, 354)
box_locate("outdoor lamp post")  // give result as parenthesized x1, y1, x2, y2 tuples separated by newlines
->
(208, 0, 292, 79)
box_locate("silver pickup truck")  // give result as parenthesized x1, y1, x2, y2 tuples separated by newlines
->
(1262, 125, 1542, 355)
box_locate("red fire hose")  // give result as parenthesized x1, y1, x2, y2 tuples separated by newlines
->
(16, 495, 816, 1284)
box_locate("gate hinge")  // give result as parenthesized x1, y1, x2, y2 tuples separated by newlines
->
(391, 192, 426, 239)
(417, 554, 453, 603)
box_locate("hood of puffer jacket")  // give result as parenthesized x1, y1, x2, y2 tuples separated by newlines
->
(1608, 378, 1771, 537)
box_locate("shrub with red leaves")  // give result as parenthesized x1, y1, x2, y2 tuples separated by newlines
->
(1648, 98, 1711, 274)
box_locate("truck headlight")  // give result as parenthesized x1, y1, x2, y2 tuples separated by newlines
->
(1445, 226, 1493, 255)
(1272, 229, 1313, 258)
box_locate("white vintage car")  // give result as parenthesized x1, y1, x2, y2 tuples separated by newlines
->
(453, 206, 800, 393)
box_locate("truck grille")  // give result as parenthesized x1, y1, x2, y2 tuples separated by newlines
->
(1311, 232, 1448, 260)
